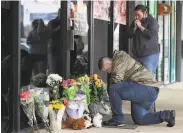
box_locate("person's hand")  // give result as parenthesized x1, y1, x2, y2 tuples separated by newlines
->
(135, 20, 142, 28)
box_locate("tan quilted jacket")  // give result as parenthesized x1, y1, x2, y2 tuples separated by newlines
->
(111, 51, 163, 88)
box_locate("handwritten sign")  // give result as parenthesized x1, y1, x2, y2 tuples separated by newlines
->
(71, 2, 88, 36)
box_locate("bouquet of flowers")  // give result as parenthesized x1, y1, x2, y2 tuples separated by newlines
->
(48, 100, 66, 131)
(88, 74, 108, 117)
(20, 86, 39, 132)
(46, 74, 63, 100)
(89, 74, 105, 103)
(34, 88, 51, 133)
(77, 75, 91, 104)
(65, 94, 85, 119)
(61, 79, 78, 101)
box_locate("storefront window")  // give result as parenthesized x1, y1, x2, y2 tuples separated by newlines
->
(20, 0, 60, 85)
(70, 1, 89, 77)
(113, 24, 120, 51)
(163, 1, 171, 84)
(157, 1, 176, 83)
(149, 0, 157, 18)
(113, 0, 126, 52)
(170, 1, 176, 82)
(157, 11, 164, 82)
(135, 1, 147, 6)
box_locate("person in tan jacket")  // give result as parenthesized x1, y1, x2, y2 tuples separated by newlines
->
(98, 50, 175, 127)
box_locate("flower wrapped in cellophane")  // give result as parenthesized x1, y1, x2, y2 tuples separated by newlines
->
(48, 100, 66, 131)
(34, 88, 51, 133)
(76, 75, 91, 104)
(89, 74, 105, 103)
(20, 86, 39, 132)
(61, 79, 78, 101)
(46, 74, 63, 100)
(88, 74, 111, 117)
(65, 94, 85, 119)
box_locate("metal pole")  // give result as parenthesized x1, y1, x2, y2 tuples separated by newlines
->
(176, 1, 182, 82)
(126, 1, 135, 56)
(88, 1, 94, 74)
(11, 1, 21, 132)
(108, 1, 114, 58)
(60, 1, 70, 78)
(107, 1, 114, 92)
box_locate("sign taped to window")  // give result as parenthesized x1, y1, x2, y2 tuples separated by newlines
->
(158, 4, 172, 16)
(71, 2, 88, 36)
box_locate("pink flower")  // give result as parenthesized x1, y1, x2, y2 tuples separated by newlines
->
(61, 80, 69, 87)
(68, 79, 75, 85)
(61, 79, 75, 87)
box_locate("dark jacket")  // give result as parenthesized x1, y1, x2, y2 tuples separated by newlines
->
(27, 29, 48, 55)
(47, 18, 61, 56)
(127, 15, 159, 58)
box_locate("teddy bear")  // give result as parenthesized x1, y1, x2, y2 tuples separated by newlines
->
(62, 117, 86, 130)
(93, 113, 103, 128)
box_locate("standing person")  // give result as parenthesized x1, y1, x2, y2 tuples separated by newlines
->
(47, 9, 61, 73)
(27, 19, 48, 75)
(98, 51, 175, 127)
(127, 5, 160, 76)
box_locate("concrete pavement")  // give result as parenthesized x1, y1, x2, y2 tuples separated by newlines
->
(40, 82, 183, 133)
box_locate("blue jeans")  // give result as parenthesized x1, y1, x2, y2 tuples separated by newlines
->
(109, 81, 171, 125)
(137, 53, 159, 76)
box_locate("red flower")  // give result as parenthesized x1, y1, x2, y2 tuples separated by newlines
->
(61, 80, 69, 87)
(20, 91, 30, 99)
(63, 98, 69, 106)
(61, 79, 75, 87)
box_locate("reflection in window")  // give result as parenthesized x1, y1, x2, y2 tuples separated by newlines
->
(149, 0, 157, 18)
(70, 2, 89, 77)
(113, 24, 119, 51)
(157, 14, 164, 82)
(20, 0, 60, 85)
(170, 1, 176, 82)
(163, 2, 171, 84)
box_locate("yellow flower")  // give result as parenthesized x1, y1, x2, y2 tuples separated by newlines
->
(53, 103, 64, 110)
(93, 74, 98, 80)
(95, 81, 99, 87)
(51, 100, 59, 104)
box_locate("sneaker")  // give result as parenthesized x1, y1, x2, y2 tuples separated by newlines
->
(103, 119, 125, 127)
(167, 110, 176, 127)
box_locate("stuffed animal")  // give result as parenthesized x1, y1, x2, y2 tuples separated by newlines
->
(83, 111, 93, 129)
(30, 73, 47, 87)
(73, 118, 86, 130)
(93, 113, 103, 128)
(62, 117, 86, 130)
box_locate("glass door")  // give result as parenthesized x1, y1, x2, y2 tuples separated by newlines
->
(20, 0, 60, 85)
(170, 1, 176, 82)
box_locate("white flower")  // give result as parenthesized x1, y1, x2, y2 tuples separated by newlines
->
(46, 74, 63, 87)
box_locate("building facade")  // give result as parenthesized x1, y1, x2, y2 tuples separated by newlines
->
(1, 1, 183, 132)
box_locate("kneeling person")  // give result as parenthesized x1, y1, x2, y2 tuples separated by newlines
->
(98, 51, 175, 127)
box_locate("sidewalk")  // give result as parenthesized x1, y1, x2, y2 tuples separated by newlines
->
(41, 82, 183, 133)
